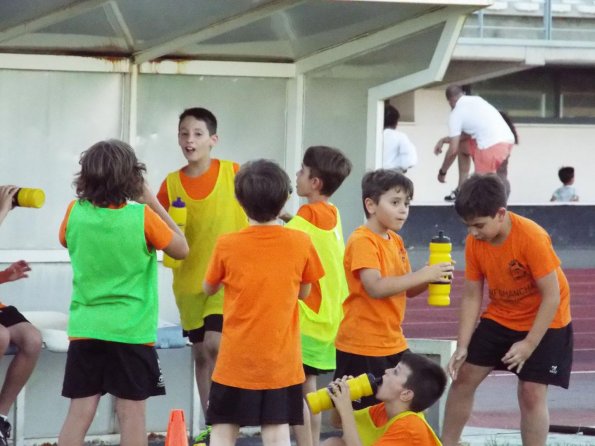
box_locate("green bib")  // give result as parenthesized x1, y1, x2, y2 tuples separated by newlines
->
(286, 210, 348, 369)
(66, 200, 158, 343)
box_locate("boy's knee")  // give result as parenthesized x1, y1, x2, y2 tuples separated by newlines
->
(518, 382, 547, 410)
(13, 325, 43, 356)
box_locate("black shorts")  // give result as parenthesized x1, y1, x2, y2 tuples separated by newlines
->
(182, 314, 223, 343)
(334, 349, 409, 409)
(304, 364, 334, 376)
(62, 339, 166, 400)
(0, 306, 28, 327)
(467, 318, 573, 388)
(206, 382, 304, 426)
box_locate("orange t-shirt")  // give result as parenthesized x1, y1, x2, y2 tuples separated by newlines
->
(367, 404, 440, 446)
(157, 159, 240, 208)
(466, 212, 571, 331)
(205, 225, 325, 389)
(296, 201, 338, 312)
(335, 225, 411, 356)
(59, 200, 173, 251)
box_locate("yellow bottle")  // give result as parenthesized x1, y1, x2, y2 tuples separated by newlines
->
(428, 230, 452, 306)
(163, 197, 187, 269)
(306, 373, 380, 414)
(12, 188, 45, 208)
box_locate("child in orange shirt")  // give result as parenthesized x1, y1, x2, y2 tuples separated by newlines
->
(441, 174, 573, 446)
(283, 145, 352, 446)
(323, 352, 446, 446)
(203, 160, 325, 446)
(157, 107, 247, 419)
(334, 169, 453, 409)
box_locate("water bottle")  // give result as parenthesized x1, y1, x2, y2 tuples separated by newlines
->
(163, 197, 187, 269)
(428, 230, 452, 306)
(306, 373, 381, 414)
(12, 188, 45, 208)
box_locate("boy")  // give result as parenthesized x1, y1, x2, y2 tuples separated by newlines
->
(382, 105, 417, 174)
(0, 185, 43, 446)
(58, 140, 188, 446)
(334, 170, 453, 409)
(157, 107, 247, 419)
(322, 352, 446, 446)
(441, 174, 573, 446)
(284, 146, 352, 446)
(203, 160, 325, 446)
(550, 166, 579, 202)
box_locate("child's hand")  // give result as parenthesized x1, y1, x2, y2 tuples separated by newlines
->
(0, 260, 31, 284)
(447, 346, 468, 380)
(423, 262, 454, 283)
(327, 377, 354, 416)
(0, 185, 18, 214)
(136, 181, 155, 205)
(502, 339, 536, 373)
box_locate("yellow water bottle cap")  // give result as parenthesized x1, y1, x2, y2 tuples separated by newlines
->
(17, 188, 45, 208)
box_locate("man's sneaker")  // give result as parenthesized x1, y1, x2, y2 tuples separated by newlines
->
(444, 189, 458, 202)
(0, 418, 11, 446)
(193, 425, 211, 446)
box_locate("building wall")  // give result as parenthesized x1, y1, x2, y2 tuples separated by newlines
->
(398, 88, 595, 204)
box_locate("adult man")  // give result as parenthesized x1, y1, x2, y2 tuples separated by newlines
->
(382, 105, 417, 174)
(434, 85, 515, 200)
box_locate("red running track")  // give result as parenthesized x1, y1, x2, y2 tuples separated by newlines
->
(403, 269, 595, 372)
(403, 269, 595, 429)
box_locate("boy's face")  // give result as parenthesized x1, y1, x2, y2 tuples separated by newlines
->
(376, 361, 412, 402)
(463, 208, 506, 243)
(178, 116, 218, 163)
(365, 187, 410, 232)
(295, 164, 320, 198)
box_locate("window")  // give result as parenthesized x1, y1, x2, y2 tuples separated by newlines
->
(470, 67, 595, 123)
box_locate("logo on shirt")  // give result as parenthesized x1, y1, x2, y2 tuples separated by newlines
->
(509, 259, 529, 280)
(549, 365, 558, 375)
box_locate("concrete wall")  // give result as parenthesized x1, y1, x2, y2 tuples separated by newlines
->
(399, 88, 595, 204)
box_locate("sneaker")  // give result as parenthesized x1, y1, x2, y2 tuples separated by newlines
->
(193, 425, 211, 446)
(0, 418, 11, 446)
(444, 189, 458, 202)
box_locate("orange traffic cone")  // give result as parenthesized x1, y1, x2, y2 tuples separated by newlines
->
(165, 409, 189, 446)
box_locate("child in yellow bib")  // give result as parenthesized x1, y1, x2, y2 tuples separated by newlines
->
(321, 352, 446, 446)
(157, 108, 247, 418)
(282, 145, 352, 446)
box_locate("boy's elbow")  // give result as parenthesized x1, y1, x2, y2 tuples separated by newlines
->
(167, 236, 189, 260)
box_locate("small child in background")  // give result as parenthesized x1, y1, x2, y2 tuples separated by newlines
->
(58, 140, 188, 446)
(284, 146, 352, 446)
(550, 166, 579, 202)
(0, 185, 43, 446)
(203, 159, 325, 446)
(157, 107, 247, 424)
(322, 352, 446, 446)
(334, 170, 453, 410)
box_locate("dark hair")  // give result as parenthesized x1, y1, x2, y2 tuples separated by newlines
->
(454, 174, 507, 220)
(400, 352, 447, 413)
(303, 146, 352, 196)
(361, 169, 413, 219)
(178, 107, 217, 135)
(235, 159, 291, 223)
(445, 84, 465, 100)
(384, 105, 400, 129)
(558, 166, 574, 185)
(499, 111, 519, 144)
(74, 139, 146, 207)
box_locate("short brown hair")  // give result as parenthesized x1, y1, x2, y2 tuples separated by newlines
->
(454, 174, 507, 221)
(303, 146, 352, 196)
(74, 139, 146, 207)
(235, 159, 291, 223)
(361, 169, 413, 219)
(178, 107, 217, 135)
(400, 352, 447, 413)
